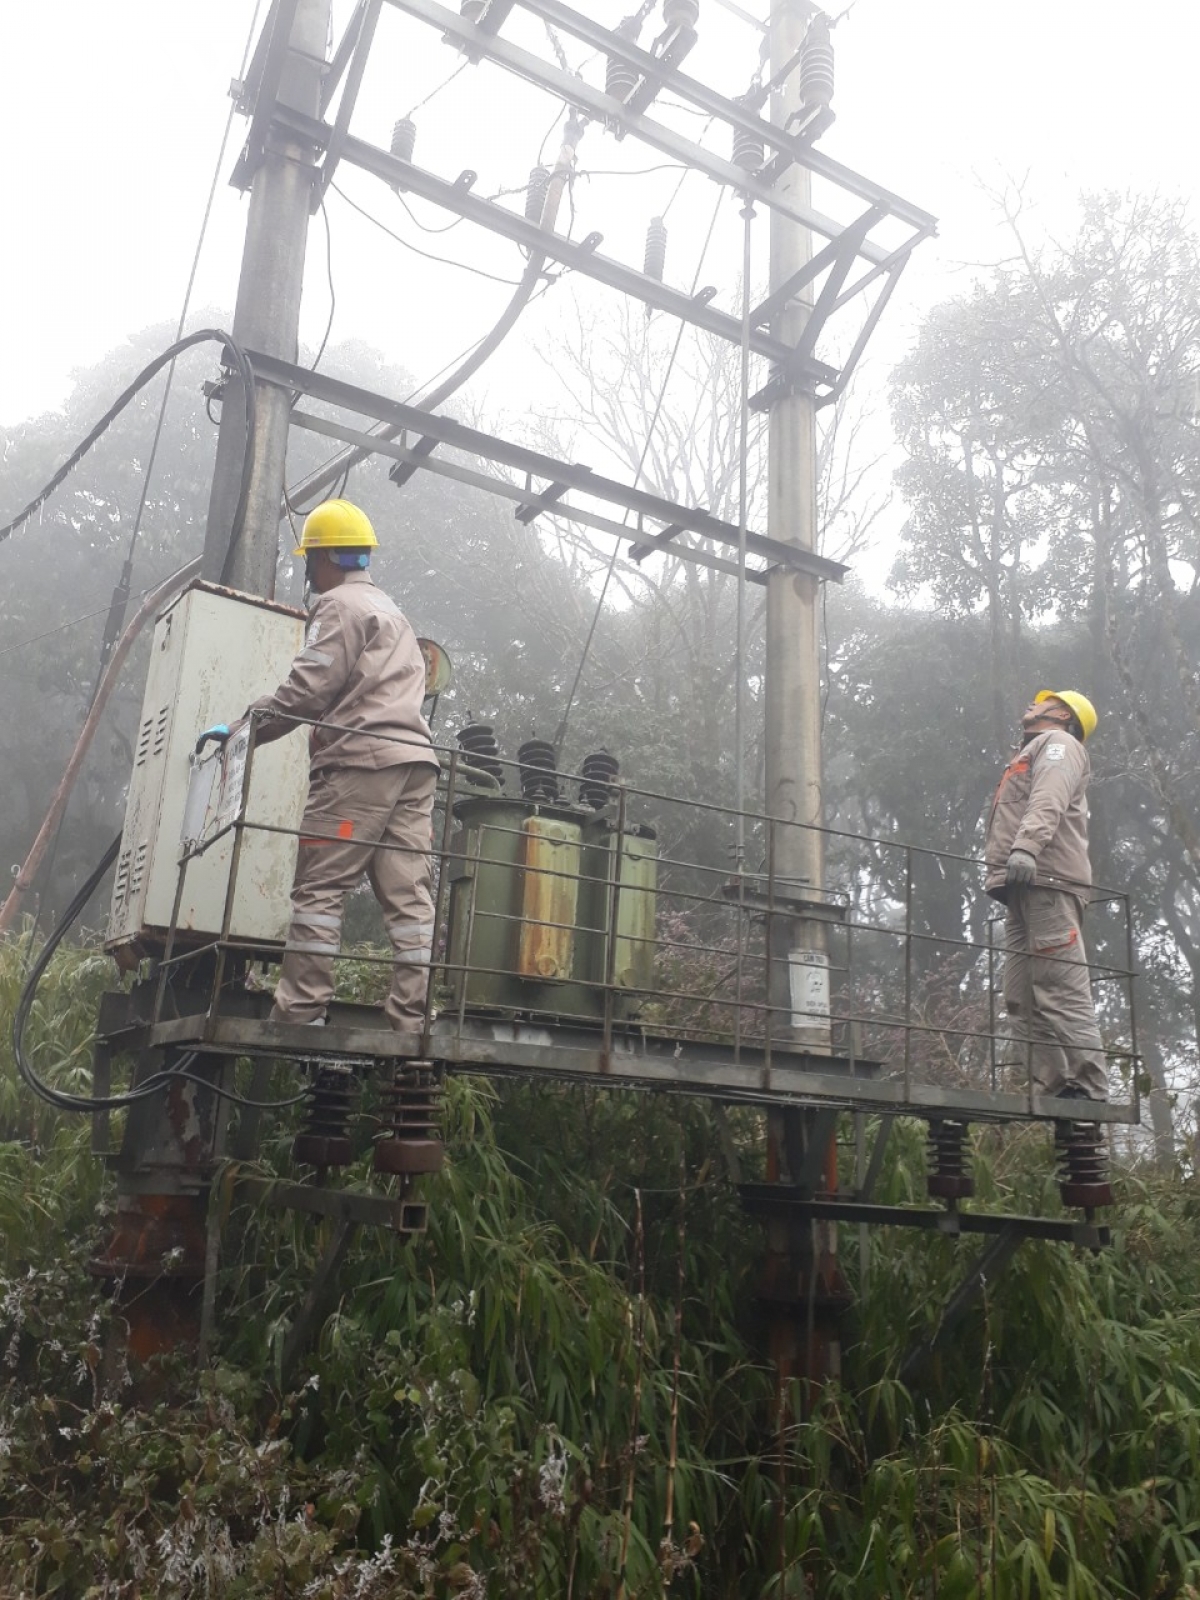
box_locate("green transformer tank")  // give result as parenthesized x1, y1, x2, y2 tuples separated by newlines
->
(441, 791, 658, 1024)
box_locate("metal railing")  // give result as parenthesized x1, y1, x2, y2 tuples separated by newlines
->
(156, 710, 1142, 1120)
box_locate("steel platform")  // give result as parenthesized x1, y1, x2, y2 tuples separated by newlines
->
(95, 991, 1136, 1127)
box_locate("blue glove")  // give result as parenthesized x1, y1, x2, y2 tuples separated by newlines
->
(195, 723, 231, 755)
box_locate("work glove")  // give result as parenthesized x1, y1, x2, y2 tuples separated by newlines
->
(195, 723, 231, 755)
(1005, 848, 1038, 887)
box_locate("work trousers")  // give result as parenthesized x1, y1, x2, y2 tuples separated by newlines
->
(272, 761, 438, 1032)
(1003, 885, 1108, 1100)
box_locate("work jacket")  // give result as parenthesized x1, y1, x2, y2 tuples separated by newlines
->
(983, 729, 1092, 902)
(248, 572, 436, 773)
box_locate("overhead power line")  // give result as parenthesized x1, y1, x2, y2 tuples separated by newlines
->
(332, 181, 522, 286)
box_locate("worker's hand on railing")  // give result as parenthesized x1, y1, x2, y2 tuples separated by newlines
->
(1005, 848, 1038, 887)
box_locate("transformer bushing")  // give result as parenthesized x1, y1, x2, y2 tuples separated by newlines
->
(518, 739, 561, 802)
(456, 722, 506, 789)
(293, 1063, 357, 1169)
(1055, 1120, 1114, 1209)
(374, 1062, 445, 1175)
(580, 750, 620, 809)
(925, 1119, 975, 1201)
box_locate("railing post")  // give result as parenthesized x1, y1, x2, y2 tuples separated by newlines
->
(1124, 891, 1140, 1120)
(423, 748, 460, 1058)
(987, 916, 997, 1094)
(902, 846, 914, 1102)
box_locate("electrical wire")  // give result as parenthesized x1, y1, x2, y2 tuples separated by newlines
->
(284, 271, 561, 510)
(0, 585, 184, 660)
(0, 330, 256, 569)
(286, 170, 569, 513)
(332, 181, 521, 286)
(553, 187, 727, 753)
(404, 57, 468, 118)
(311, 198, 337, 372)
(92, 0, 265, 636)
(7, 38, 260, 935)
(393, 192, 467, 235)
(578, 163, 689, 179)
(10, 836, 307, 1114)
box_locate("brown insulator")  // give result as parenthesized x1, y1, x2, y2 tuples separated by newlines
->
(525, 164, 551, 223)
(518, 738, 560, 803)
(293, 1063, 356, 1169)
(731, 94, 763, 173)
(390, 116, 417, 162)
(1055, 1119, 1114, 1209)
(663, 0, 700, 27)
(643, 216, 667, 281)
(605, 14, 642, 106)
(800, 13, 835, 109)
(374, 1062, 444, 1176)
(456, 722, 505, 788)
(580, 750, 620, 809)
(925, 1119, 974, 1201)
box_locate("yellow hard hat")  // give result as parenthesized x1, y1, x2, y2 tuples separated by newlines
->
(294, 499, 379, 556)
(1035, 689, 1098, 742)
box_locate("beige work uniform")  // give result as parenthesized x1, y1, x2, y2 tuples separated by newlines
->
(246, 572, 439, 1032)
(983, 730, 1107, 1099)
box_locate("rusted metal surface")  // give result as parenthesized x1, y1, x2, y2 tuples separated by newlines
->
(517, 817, 581, 979)
(91, 1193, 208, 1363)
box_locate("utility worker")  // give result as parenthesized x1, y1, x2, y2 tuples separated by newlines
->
(984, 690, 1107, 1101)
(237, 499, 439, 1034)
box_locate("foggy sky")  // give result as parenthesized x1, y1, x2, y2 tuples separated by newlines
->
(7, 0, 1200, 429)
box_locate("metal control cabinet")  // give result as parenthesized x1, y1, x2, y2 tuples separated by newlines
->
(106, 582, 308, 964)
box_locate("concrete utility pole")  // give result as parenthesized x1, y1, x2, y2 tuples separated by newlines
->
(203, 0, 333, 597)
(98, 0, 333, 1365)
(765, 0, 827, 1046)
(761, 0, 844, 1394)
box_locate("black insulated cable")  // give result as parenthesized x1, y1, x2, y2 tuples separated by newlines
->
(0, 329, 257, 584)
(12, 834, 306, 1115)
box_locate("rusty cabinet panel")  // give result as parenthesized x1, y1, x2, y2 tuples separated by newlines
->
(517, 817, 581, 980)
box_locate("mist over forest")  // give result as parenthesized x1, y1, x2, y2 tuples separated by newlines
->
(4, 189, 1200, 1595)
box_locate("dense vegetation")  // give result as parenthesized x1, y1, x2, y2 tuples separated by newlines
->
(0, 936, 1199, 1597)
(5, 191, 1200, 1593)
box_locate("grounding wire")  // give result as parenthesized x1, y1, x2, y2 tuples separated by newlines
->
(11, 836, 307, 1114)
(332, 181, 521, 286)
(552, 186, 727, 755)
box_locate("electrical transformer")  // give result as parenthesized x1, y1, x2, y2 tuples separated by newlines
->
(106, 582, 308, 966)
(442, 775, 658, 1025)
